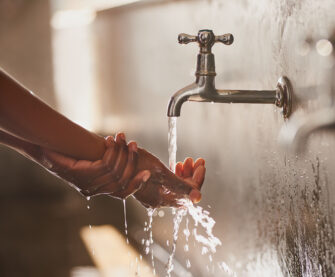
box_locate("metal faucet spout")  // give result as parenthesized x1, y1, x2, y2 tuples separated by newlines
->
(168, 76, 292, 118)
(167, 83, 199, 117)
(168, 29, 293, 118)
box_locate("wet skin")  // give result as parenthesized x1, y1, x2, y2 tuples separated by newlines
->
(0, 69, 205, 208)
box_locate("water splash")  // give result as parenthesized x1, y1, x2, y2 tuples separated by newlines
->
(184, 217, 190, 252)
(167, 115, 233, 276)
(166, 208, 187, 276)
(146, 208, 156, 275)
(178, 198, 222, 254)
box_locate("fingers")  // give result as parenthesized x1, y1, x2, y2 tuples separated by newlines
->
(85, 134, 144, 198)
(175, 162, 183, 177)
(104, 135, 114, 147)
(110, 133, 128, 179)
(102, 137, 117, 169)
(182, 157, 194, 178)
(192, 165, 206, 189)
(113, 141, 138, 190)
(176, 157, 205, 178)
(194, 158, 205, 170)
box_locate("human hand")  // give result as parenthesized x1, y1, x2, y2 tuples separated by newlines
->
(133, 150, 206, 208)
(40, 133, 151, 198)
(34, 132, 206, 207)
(175, 157, 205, 196)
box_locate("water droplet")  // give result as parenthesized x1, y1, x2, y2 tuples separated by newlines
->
(145, 247, 150, 255)
(158, 210, 165, 217)
(186, 259, 191, 268)
(202, 247, 209, 255)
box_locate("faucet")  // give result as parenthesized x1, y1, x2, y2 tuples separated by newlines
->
(167, 29, 293, 118)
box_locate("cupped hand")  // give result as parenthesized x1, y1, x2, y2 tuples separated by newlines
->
(133, 150, 206, 208)
(40, 133, 151, 198)
(175, 157, 205, 201)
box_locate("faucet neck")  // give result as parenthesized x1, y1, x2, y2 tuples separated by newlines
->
(196, 53, 216, 77)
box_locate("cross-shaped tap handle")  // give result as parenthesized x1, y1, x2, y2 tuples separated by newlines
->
(178, 29, 234, 53)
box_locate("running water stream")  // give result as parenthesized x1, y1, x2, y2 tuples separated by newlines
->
(116, 117, 232, 276)
(168, 117, 177, 171)
(166, 117, 182, 276)
(165, 116, 232, 276)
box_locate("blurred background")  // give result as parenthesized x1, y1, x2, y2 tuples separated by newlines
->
(1, 0, 335, 276)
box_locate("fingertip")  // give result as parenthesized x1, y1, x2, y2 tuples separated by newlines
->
(119, 132, 126, 141)
(175, 162, 183, 176)
(104, 136, 114, 147)
(116, 132, 126, 143)
(128, 141, 138, 153)
(189, 189, 201, 204)
(183, 157, 194, 178)
(184, 157, 194, 165)
(194, 158, 205, 168)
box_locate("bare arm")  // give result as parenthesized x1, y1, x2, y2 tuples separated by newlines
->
(0, 69, 205, 207)
(0, 69, 105, 161)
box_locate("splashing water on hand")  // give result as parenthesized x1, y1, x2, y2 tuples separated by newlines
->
(166, 207, 187, 276)
(178, 198, 222, 253)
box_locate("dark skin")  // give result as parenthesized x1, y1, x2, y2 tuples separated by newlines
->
(0, 69, 205, 208)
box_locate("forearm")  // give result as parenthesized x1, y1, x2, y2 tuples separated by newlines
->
(0, 129, 42, 163)
(0, 70, 105, 161)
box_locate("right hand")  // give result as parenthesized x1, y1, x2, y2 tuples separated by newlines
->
(133, 150, 206, 208)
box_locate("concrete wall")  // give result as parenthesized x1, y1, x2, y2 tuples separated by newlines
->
(1, 0, 335, 276)
(94, 0, 335, 276)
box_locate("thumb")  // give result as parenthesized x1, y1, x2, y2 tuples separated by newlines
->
(111, 170, 151, 199)
(41, 148, 78, 175)
(128, 170, 151, 193)
(189, 189, 202, 204)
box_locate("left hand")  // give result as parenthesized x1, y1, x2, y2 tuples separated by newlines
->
(40, 134, 151, 198)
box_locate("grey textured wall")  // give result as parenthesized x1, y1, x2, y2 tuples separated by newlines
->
(94, 0, 335, 276)
(1, 0, 335, 276)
